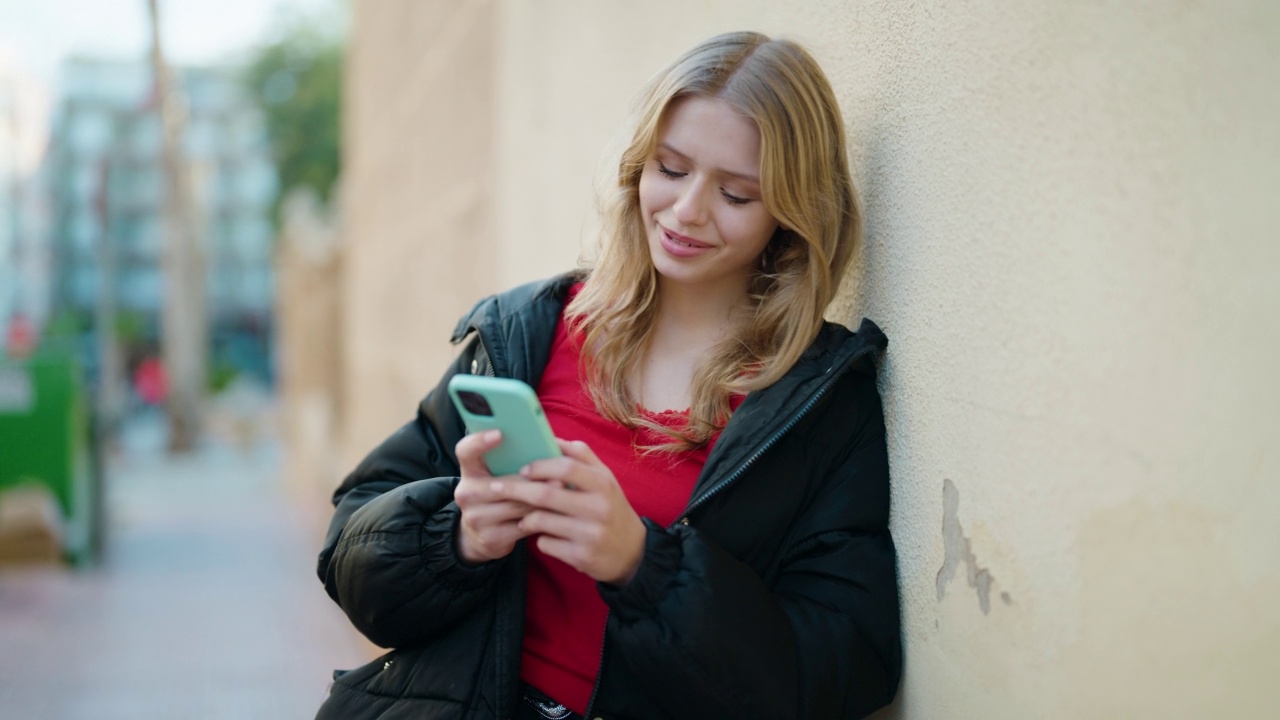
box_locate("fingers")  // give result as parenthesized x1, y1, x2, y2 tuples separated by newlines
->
(519, 456, 587, 490)
(455, 430, 533, 565)
(484, 436, 644, 584)
(455, 489, 533, 565)
(534, 534, 586, 569)
(456, 429, 502, 477)
(520, 439, 606, 491)
(454, 471, 524, 510)
(556, 438, 601, 466)
(527, 509, 646, 586)
(457, 510, 529, 564)
(493, 477, 596, 517)
(517, 507, 596, 540)
(455, 497, 529, 524)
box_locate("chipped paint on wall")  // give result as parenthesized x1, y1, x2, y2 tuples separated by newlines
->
(936, 478, 1012, 614)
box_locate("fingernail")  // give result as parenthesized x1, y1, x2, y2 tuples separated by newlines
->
(519, 465, 531, 478)
(486, 430, 501, 441)
(490, 481, 503, 492)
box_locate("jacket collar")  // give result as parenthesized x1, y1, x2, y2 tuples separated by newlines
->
(449, 272, 581, 347)
(690, 317, 886, 506)
(450, 272, 583, 380)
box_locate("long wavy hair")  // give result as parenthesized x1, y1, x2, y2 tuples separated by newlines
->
(567, 31, 860, 451)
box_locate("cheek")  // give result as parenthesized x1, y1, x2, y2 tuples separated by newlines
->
(637, 171, 661, 219)
(722, 209, 779, 251)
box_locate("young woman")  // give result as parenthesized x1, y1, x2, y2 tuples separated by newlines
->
(316, 31, 901, 720)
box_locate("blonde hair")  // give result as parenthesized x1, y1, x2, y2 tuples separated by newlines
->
(568, 31, 860, 450)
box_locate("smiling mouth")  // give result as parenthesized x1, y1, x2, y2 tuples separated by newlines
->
(661, 226, 711, 249)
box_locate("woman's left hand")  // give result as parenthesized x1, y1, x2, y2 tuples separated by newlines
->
(491, 438, 646, 586)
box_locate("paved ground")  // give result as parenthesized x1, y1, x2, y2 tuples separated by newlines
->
(0, 413, 377, 719)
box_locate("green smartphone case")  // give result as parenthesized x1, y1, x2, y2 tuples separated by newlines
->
(446, 375, 562, 476)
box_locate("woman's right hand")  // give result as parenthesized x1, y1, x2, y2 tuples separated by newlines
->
(453, 430, 532, 564)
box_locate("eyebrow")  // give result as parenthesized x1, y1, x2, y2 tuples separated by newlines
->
(658, 142, 760, 184)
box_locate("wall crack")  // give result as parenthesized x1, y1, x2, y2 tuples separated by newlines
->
(936, 478, 1011, 614)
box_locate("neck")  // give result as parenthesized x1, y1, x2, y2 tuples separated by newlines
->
(652, 274, 749, 339)
(631, 275, 749, 412)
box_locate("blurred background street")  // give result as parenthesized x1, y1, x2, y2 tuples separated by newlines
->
(0, 1, 373, 716)
(0, 395, 373, 719)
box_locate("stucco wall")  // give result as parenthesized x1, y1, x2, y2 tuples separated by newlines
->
(339, 0, 502, 469)
(337, 1, 1280, 716)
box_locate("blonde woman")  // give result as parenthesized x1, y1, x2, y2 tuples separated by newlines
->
(317, 31, 901, 720)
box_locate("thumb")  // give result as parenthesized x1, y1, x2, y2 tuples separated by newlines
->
(556, 438, 601, 466)
(457, 429, 502, 477)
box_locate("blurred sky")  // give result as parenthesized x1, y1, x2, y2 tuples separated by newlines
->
(0, 0, 345, 91)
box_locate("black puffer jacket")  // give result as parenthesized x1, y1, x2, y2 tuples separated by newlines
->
(316, 273, 901, 720)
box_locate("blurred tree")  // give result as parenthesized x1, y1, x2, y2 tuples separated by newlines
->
(244, 20, 343, 223)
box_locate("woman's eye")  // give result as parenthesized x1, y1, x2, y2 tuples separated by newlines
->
(656, 161, 686, 179)
(722, 191, 751, 206)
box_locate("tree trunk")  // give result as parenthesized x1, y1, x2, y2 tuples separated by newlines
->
(147, 0, 206, 453)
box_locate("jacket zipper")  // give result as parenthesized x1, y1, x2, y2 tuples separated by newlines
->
(472, 333, 496, 377)
(583, 626, 610, 718)
(507, 542, 529, 717)
(677, 342, 879, 523)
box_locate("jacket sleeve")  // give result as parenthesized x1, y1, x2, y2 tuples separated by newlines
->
(597, 371, 901, 719)
(317, 335, 507, 649)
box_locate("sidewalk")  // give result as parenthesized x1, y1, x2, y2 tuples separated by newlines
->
(0, 412, 377, 719)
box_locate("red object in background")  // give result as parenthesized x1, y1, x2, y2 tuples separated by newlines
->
(4, 314, 36, 359)
(134, 357, 168, 406)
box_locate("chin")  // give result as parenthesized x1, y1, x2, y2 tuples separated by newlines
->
(651, 261, 715, 290)
(649, 257, 687, 284)
(647, 243, 695, 284)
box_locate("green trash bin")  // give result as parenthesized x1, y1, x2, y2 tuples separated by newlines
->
(0, 353, 98, 565)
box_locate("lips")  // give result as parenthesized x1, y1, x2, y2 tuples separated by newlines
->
(658, 225, 714, 258)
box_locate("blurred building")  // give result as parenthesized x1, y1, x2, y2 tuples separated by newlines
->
(0, 48, 51, 357)
(43, 57, 277, 384)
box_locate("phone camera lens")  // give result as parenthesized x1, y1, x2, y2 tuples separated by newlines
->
(457, 390, 493, 416)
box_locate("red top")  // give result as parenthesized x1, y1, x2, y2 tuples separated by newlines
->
(520, 284, 741, 713)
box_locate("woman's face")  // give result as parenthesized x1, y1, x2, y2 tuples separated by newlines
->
(638, 96, 780, 299)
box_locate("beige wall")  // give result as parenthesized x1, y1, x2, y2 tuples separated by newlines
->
(338, 0, 503, 469)
(276, 188, 344, 504)
(331, 1, 1280, 716)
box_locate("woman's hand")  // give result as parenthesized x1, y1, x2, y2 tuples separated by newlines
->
(495, 438, 646, 586)
(453, 430, 532, 565)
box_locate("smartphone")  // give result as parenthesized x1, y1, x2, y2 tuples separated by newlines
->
(447, 375, 562, 476)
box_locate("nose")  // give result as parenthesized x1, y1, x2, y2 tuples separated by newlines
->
(671, 177, 710, 227)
